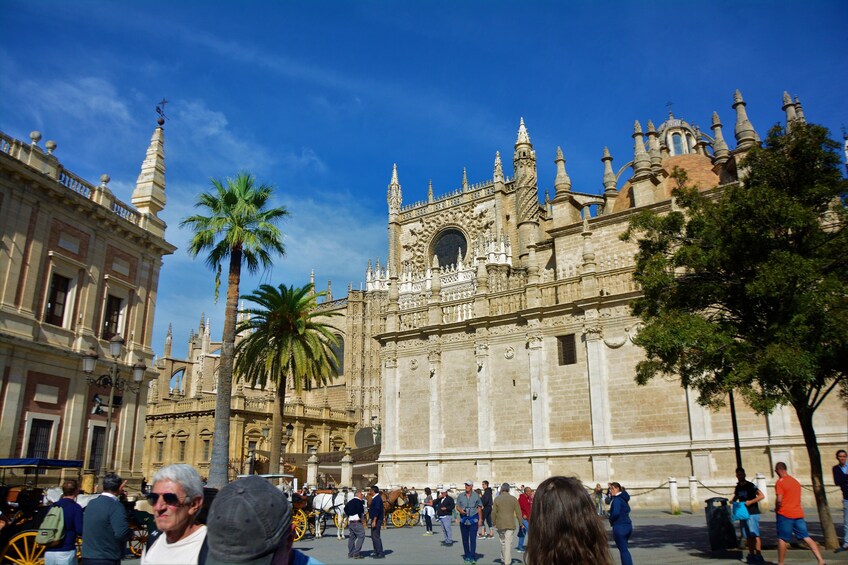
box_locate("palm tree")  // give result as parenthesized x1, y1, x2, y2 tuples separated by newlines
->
(181, 172, 288, 488)
(235, 283, 341, 474)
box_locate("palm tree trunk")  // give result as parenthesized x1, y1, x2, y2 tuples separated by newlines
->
(268, 380, 287, 474)
(207, 250, 242, 489)
(794, 402, 838, 549)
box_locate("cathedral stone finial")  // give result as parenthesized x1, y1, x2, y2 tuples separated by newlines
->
(794, 96, 806, 124)
(602, 147, 617, 196)
(387, 163, 402, 214)
(711, 111, 729, 164)
(554, 146, 572, 196)
(493, 151, 504, 184)
(462, 167, 468, 191)
(783, 91, 798, 129)
(515, 117, 531, 146)
(428, 179, 434, 202)
(632, 121, 651, 177)
(733, 89, 759, 149)
(646, 120, 662, 171)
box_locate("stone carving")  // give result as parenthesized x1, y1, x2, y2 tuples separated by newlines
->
(400, 205, 494, 272)
(504, 347, 515, 360)
(409, 358, 419, 370)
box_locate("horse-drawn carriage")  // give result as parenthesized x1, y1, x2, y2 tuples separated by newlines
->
(0, 458, 152, 565)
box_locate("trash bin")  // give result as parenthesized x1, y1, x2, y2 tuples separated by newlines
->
(704, 497, 737, 551)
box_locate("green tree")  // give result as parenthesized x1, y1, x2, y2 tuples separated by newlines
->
(235, 283, 341, 474)
(623, 123, 847, 549)
(181, 172, 289, 488)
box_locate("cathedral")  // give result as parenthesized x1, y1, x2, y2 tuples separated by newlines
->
(146, 89, 845, 505)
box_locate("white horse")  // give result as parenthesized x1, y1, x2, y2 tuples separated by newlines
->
(312, 490, 355, 539)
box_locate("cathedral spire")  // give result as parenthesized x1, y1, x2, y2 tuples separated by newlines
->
(554, 146, 572, 197)
(512, 118, 539, 268)
(493, 151, 504, 184)
(602, 147, 617, 197)
(783, 91, 798, 130)
(428, 179, 434, 203)
(794, 96, 806, 124)
(646, 120, 662, 172)
(711, 111, 729, 165)
(387, 163, 402, 214)
(131, 118, 167, 216)
(632, 121, 651, 178)
(462, 167, 468, 191)
(515, 117, 531, 146)
(733, 89, 759, 150)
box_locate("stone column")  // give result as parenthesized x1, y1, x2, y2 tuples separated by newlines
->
(340, 447, 354, 488)
(0, 358, 26, 458)
(669, 477, 680, 514)
(428, 341, 442, 486)
(475, 340, 492, 482)
(689, 476, 700, 512)
(307, 451, 319, 486)
(755, 472, 769, 511)
(526, 331, 547, 483)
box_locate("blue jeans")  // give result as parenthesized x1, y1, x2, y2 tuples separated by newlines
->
(613, 523, 633, 565)
(459, 516, 479, 560)
(843, 498, 848, 547)
(516, 518, 529, 550)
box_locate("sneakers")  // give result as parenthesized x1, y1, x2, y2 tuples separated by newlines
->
(516, 548, 525, 553)
(835, 545, 848, 553)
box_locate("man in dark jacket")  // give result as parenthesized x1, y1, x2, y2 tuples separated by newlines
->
(479, 481, 494, 539)
(834, 449, 848, 553)
(368, 486, 385, 559)
(44, 479, 83, 565)
(435, 489, 455, 546)
(81, 473, 132, 565)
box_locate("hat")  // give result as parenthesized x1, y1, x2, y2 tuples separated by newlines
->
(205, 475, 292, 565)
(500, 482, 511, 492)
(464, 480, 473, 486)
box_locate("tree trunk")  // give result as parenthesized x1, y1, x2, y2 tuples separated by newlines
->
(207, 250, 242, 489)
(268, 380, 287, 474)
(794, 403, 838, 549)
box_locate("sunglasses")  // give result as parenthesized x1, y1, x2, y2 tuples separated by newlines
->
(146, 492, 187, 506)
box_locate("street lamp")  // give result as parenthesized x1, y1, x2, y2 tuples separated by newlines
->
(82, 335, 146, 485)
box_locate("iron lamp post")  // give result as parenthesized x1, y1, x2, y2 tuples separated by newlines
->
(82, 335, 146, 485)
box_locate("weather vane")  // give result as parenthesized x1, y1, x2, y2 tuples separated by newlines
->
(666, 100, 674, 116)
(156, 98, 168, 124)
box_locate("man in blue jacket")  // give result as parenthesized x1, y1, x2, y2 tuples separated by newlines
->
(44, 479, 83, 565)
(368, 486, 385, 559)
(81, 473, 132, 565)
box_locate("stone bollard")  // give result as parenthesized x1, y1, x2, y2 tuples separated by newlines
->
(689, 476, 699, 512)
(340, 446, 354, 487)
(669, 476, 680, 514)
(307, 451, 319, 486)
(755, 472, 769, 511)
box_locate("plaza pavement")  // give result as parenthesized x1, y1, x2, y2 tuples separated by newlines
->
(122, 507, 846, 564)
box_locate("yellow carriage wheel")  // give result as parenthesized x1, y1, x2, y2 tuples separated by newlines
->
(130, 524, 149, 556)
(0, 530, 45, 565)
(407, 510, 420, 526)
(333, 514, 348, 530)
(292, 509, 308, 541)
(390, 508, 407, 528)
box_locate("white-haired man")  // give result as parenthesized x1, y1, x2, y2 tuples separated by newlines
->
(142, 464, 206, 564)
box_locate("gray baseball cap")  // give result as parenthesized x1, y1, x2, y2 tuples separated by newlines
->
(205, 475, 292, 565)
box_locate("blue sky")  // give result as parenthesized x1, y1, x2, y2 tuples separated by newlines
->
(2, 0, 846, 358)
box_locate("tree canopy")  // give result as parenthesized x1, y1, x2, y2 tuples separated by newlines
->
(623, 122, 847, 548)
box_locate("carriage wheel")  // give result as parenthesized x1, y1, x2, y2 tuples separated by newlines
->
(292, 509, 308, 541)
(333, 513, 348, 530)
(130, 523, 149, 556)
(407, 510, 420, 527)
(391, 508, 407, 528)
(0, 530, 45, 565)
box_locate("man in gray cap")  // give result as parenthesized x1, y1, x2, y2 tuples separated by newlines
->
(456, 480, 482, 564)
(491, 483, 521, 565)
(205, 475, 324, 565)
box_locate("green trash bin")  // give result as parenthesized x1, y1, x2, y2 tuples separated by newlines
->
(705, 497, 737, 551)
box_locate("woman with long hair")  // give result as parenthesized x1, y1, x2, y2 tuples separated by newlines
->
(524, 476, 612, 565)
(607, 482, 633, 565)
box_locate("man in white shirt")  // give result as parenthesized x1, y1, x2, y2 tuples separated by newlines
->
(141, 464, 207, 564)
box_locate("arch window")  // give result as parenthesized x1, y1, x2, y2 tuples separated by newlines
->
(431, 228, 468, 269)
(671, 133, 685, 156)
(170, 368, 185, 395)
(331, 334, 344, 377)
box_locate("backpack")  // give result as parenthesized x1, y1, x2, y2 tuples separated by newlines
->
(36, 504, 65, 546)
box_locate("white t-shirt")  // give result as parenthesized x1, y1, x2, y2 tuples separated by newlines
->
(141, 525, 207, 565)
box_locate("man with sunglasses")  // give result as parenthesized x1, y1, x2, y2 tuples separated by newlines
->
(141, 464, 207, 564)
(81, 473, 132, 565)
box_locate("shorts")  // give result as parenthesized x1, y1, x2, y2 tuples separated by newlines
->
(740, 514, 760, 538)
(776, 514, 810, 541)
